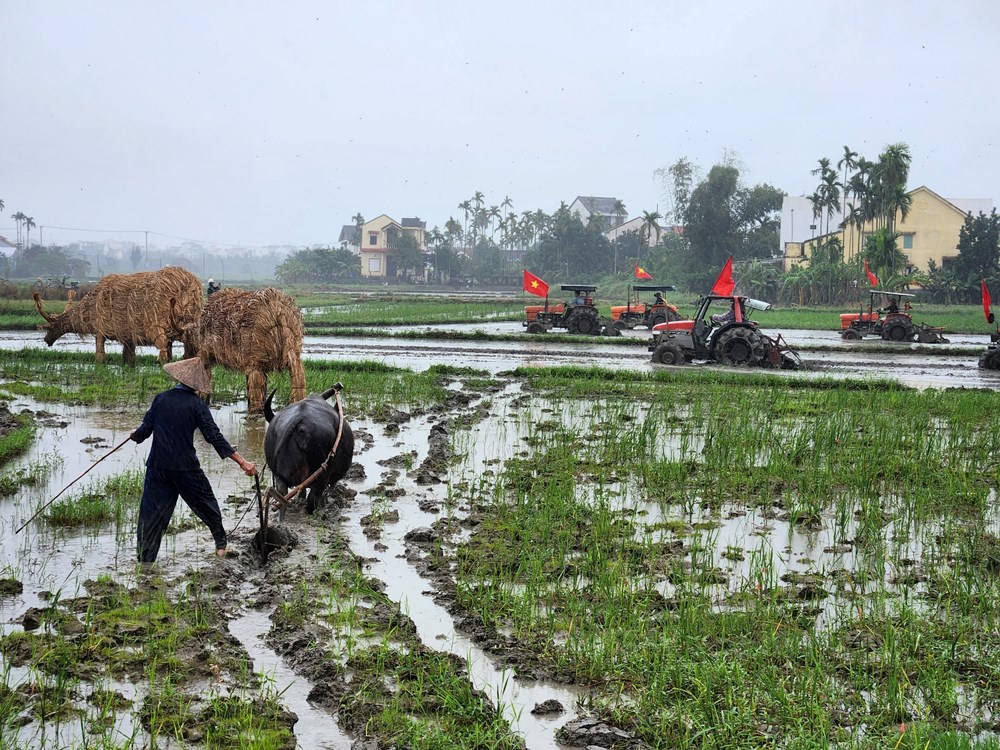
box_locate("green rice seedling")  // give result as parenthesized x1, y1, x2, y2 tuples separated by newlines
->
(0, 409, 35, 466)
(45, 469, 142, 528)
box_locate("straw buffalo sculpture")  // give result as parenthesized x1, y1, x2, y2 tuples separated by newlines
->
(33, 267, 202, 366)
(179, 287, 307, 413)
(263, 385, 354, 515)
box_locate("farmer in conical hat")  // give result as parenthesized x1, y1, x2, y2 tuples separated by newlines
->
(130, 357, 257, 563)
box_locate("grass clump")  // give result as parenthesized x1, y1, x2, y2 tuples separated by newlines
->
(45, 470, 143, 528)
(0, 409, 34, 467)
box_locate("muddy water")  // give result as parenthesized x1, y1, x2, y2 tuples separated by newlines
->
(2, 327, 999, 745)
(4, 328, 996, 390)
(343, 391, 585, 748)
(0, 382, 586, 748)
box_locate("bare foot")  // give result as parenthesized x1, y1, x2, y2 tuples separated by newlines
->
(215, 547, 228, 559)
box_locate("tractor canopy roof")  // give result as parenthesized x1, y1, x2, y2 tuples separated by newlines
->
(560, 284, 598, 293)
(632, 284, 677, 292)
(697, 294, 772, 311)
(869, 289, 916, 299)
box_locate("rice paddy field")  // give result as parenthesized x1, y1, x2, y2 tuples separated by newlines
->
(1, 332, 1000, 747)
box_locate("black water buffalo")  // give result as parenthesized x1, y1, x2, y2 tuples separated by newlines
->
(263, 386, 354, 515)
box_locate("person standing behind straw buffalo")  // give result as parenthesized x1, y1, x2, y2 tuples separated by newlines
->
(130, 357, 257, 563)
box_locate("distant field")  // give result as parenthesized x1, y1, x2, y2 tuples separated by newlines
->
(1, 293, 992, 336)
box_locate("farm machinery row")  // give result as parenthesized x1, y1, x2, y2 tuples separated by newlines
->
(523, 284, 685, 337)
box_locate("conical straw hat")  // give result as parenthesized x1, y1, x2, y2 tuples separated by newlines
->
(163, 357, 212, 394)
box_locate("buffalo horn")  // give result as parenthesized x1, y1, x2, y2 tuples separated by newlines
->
(263, 388, 277, 422)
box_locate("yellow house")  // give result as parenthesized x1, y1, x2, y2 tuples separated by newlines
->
(359, 214, 427, 279)
(782, 186, 990, 274)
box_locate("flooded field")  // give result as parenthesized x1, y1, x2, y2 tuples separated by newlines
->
(2, 328, 999, 390)
(1, 335, 1000, 748)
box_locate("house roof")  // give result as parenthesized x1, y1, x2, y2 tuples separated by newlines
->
(908, 185, 990, 218)
(363, 214, 401, 231)
(0, 234, 14, 249)
(571, 196, 622, 215)
(338, 225, 359, 243)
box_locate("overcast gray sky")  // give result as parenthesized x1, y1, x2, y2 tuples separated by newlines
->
(2, 0, 998, 249)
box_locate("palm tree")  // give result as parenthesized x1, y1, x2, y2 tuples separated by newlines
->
(810, 157, 832, 179)
(488, 205, 502, 243)
(445, 217, 462, 246)
(821, 172, 841, 236)
(808, 192, 823, 238)
(843, 202, 864, 260)
(837, 146, 858, 218)
(640, 210, 662, 261)
(10, 212, 26, 249)
(458, 200, 473, 251)
(0, 199, 4, 212)
(23, 217, 36, 249)
(612, 199, 627, 229)
(501, 195, 513, 224)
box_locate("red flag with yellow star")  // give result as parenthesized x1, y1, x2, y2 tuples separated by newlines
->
(523, 270, 549, 298)
(634, 265, 653, 280)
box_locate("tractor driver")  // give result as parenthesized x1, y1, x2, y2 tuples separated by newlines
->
(652, 291, 665, 307)
(711, 298, 744, 326)
(570, 290, 585, 305)
(879, 297, 899, 314)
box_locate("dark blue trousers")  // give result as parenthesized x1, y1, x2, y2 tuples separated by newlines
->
(137, 467, 227, 562)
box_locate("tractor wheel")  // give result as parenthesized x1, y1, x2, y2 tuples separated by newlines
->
(526, 321, 546, 334)
(883, 322, 909, 341)
(650, 314, 667, 327)
(652, 343, 687, 365)
(569, 311, 600, 335)
(612, 319, 628, 332)
(602, 322, 622, 337)
(714, 326, 766, 366)
(666, 309, 684, 322)
(841, 328, 861, 341)
(979, 348, 1000, 370)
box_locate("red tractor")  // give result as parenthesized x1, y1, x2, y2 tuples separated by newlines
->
(840, 290, 948, 343)
(523, 284, 617, 336)
(610, 284, 684, 331)
(649, 294, 799, 368)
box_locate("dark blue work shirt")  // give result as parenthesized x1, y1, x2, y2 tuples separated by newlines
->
(133, 384, 235, 471)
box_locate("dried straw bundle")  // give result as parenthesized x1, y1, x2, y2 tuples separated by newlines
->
(34, 267, 203, 366)
(195, 287, 306, 412)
